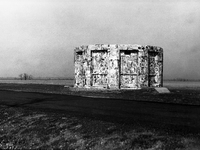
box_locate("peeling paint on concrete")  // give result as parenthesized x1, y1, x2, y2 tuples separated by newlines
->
(74, 44, 163, 89)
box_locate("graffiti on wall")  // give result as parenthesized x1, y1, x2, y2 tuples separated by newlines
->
(74, 52, 85, 87)
(120, 51, 138, 88)
(74, 44, 163, 89)
(92, 51, 108, 74)
(92, 51, 108, 87)
(148, 52, 163, 87)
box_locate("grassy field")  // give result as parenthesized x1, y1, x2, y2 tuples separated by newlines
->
(0, 79, 200, 88)
(1, 105, 200, 149)
(164, 81, 200, 88)
(0, 79, 73, 85)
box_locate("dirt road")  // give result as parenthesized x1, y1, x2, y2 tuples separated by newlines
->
(0, 90, 200, 132)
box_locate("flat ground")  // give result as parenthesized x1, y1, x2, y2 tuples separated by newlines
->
(0, 83, 200, 149)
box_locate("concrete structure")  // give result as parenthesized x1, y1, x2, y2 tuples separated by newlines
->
(74, 44, 163, 89)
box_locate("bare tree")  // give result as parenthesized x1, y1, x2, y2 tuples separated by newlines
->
(28, 75, 33, 80)
(23, 73, 28, 80)
(19, 73, 33, 80)
(19, 74, 23, 80)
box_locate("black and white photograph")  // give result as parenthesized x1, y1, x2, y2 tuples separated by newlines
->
(0, 0, 200, 149)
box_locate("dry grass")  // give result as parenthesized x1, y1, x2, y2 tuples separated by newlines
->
(0, 106, 200, 150)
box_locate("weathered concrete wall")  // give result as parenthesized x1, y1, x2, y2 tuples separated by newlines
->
(74, 44, 163, 89)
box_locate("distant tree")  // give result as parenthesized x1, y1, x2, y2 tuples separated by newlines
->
(19, 74, 23, 80)
(19, 73, 33, 80)
(28, 75, 33, 80)
(23, 73, 27, 80)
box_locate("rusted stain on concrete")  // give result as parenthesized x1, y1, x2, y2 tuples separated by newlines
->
(74, 44, 163, 89)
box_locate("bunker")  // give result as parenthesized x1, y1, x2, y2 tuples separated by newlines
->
(74, 44, 163, 89)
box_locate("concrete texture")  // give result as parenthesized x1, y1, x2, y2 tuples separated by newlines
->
(155, 87, 170, 93)
(74, 44, 163, 89)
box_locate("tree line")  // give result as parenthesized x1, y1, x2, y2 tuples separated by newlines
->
(19, 73, 33, 80)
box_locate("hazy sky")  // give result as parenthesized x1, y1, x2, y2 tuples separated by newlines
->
(0, 0, 200, 79)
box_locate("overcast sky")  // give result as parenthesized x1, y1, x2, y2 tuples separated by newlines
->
(0, 0, 200, 79)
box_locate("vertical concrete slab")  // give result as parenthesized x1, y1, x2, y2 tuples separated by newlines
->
(108, 45, 119, 89)
(147, 46, 163, 87)
(91, 49, 108, 88)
